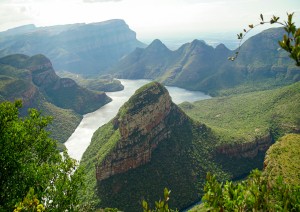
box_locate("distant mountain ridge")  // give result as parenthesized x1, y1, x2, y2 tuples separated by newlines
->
(0, 20, 146, 75)
(111, 27, 299, 94)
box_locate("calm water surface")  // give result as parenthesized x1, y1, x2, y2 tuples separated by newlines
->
(65, 79, 211, 161)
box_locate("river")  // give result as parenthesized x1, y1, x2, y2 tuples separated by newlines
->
(65, 79, 211, 161)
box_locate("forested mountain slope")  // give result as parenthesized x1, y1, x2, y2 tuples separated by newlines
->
(78, 81, 300, 211)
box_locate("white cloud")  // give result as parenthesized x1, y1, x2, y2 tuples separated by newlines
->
(0, 0, 299, 42)
(83, 0, 122, 2)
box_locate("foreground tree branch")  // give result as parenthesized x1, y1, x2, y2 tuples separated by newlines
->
(229, 13, 300, 66)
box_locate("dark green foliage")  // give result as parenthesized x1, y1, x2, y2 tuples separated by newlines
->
(0, 101, 85, 211)
(202, 170, 300, 211)
(142, 188, 178, 212)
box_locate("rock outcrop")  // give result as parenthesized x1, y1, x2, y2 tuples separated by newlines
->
(96, 82, 188, 180)
(216, 133, 272, 158)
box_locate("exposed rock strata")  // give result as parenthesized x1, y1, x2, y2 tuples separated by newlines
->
(216, 133, 272, 158)
(96, 82, 187, 181)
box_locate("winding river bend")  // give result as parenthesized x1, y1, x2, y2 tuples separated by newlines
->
(65, 79, 211, 161)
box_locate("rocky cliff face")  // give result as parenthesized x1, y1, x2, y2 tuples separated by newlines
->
(0, 20, 146, 75)
(216, 133, 272, 158)
(96, 82, 188, 180)
(0, 54, 111, 114)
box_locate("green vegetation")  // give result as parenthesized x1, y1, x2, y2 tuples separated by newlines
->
(0, 101, 84, 211)
(40, 101, 82, 147)
(79, 121, 121, 207)
(110, 28, 298, 95)
(202, 169, 300, 211)
(180, 81, 300, 144)
(0, 54, 114, 144)
(264, 133, 300, 186)
(0, 54, 111, 115)
(142, 188, 178, 212)
(119, 81, 167, 118)
(0, 67, 82, 145)
(79, 80, 300, 211)
(80, 82, 270, 211)
(14, 188, 45, 212)
(57, 71, 124, 92)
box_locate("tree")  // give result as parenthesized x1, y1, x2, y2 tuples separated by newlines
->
(202, 170, 300, 211)
(142, 188, 178, 212)
(0, 100, 84, 211)
(229, 13, 300, 66)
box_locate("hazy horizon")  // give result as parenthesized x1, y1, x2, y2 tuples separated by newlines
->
(1, 0, 299, 49)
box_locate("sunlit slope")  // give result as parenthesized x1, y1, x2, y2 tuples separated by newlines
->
(180, 81, 300, 144)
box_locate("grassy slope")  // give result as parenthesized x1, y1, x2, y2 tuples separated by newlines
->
(264, 133, 300, 186)
(180, 82, 300, 144)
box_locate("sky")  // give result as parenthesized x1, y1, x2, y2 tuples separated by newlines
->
(0, 0, 300, 47)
